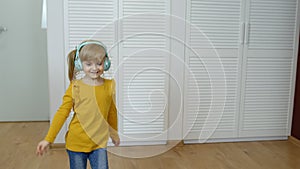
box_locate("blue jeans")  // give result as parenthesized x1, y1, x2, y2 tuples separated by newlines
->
(66, 148, 109, 169)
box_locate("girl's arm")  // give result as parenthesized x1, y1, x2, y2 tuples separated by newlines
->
(44, 83, 74, 143)
(107, 80, 120, 146)
(108, 99, 119, 146)
(36, 83, 74, 156)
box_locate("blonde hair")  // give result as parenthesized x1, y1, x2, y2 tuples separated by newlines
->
(67, 40, 106, 81)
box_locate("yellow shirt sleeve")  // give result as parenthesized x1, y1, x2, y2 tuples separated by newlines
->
(44, 83, 73, 143)
(107, 79, 119, 140)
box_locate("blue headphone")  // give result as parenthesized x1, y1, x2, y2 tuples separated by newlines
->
(74, 41, 111, 71)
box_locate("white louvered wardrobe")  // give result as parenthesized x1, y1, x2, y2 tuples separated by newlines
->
(47, 0, 300, 145)
(183, 0, 299, 143)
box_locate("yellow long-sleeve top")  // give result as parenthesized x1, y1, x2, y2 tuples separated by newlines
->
(44, 79, 119, 152)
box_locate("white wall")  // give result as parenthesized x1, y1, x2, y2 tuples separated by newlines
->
(47, 0, 67, 142)
(0, 0, 49, 121)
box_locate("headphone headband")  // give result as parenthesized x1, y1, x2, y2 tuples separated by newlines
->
(74, 41, 111, 71)
(75, 41, 107, 60)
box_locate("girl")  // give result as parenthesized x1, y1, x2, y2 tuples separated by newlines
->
(36, 40, 120, 169)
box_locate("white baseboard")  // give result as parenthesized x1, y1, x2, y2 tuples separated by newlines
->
(108, 140, 167, 147)
(184, 136, 288, 144)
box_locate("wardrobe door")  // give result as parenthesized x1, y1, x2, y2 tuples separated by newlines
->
(118, 0, 171, 144)
(239, 0, 298, 137)
(184, 0, 244, 142)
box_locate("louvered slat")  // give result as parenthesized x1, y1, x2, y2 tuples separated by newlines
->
(186, 60, 237, 132)
(189, 0, 242, 49)
(242, 51, 293, 132)
(248, 0, 297, 49)
(121, 55, 168, 136)
(121, 0, 169, 48)
(67, 0, 116, 47)
(184, 50, 238, 139)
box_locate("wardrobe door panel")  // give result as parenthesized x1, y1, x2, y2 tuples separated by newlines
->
(184, 0, 244, 142)
(63, 0, 119, 144)
(118, 0, 171, 144)
(240, 0, 298, 137)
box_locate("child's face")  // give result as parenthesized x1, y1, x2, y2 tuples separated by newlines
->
(82, 58, 105, 79)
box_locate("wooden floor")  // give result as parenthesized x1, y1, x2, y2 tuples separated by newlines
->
(1, 122, 300, 169)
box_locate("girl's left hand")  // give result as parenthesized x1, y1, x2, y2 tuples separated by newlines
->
(112, 138, 120, 146)
(36, 140, 50, 156)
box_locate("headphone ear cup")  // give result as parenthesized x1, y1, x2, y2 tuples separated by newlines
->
(103, 56, 111, 71)
(74, 58, 82, 70)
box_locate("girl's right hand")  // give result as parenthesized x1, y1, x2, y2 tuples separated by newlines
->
(36, 140, 50, 156)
